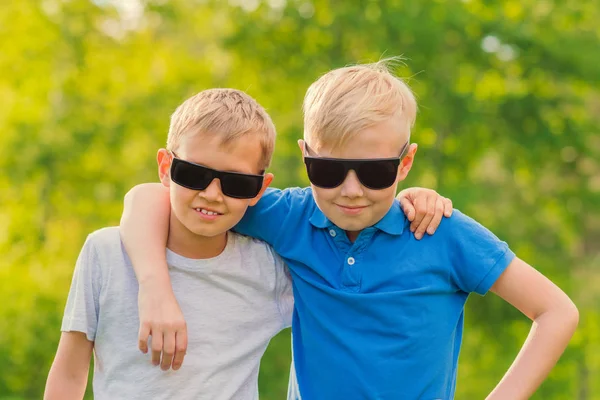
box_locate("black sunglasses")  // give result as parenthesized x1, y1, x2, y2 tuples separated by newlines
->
(169, 153, 264, 199)
(303, 142, 409, 190)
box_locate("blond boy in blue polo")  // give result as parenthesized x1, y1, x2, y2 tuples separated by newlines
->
(120, 61, 577, 399)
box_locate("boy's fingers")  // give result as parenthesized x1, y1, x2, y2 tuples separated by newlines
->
(151, 332, 163, 366)
(399, 197, 416, 222)
(172, 329, 188, 371)
(138, 322, 151, 354)
(414, 196, 435, 240)
(426, 197, 445, 235)
(161, 330, 176, 371)
(410, 198, 426, 233)
(443, 197, 453, 217)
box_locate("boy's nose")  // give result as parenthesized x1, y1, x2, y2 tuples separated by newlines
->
(198, 178, 224, 202)
(340, 170, 364, 199)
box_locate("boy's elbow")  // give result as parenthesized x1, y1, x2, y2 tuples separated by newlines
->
(552, 297, 579, 334)
(44, 368, 70, 400)
(124, 182, 163, 203)
(44, 363, 88, 400)
(538, 295, 579, 335)
(565, 300, 579, 330)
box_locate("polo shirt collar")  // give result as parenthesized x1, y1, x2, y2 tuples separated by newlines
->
(373, 200, 406, 235)
(309, 206, 333, 229)
(308, 201, 407, 235)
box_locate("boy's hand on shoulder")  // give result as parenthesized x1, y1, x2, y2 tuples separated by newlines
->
(138, 279, 188, 371)
(396, 187, 453, 239)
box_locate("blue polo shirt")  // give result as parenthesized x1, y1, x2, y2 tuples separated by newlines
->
(236, 188, 515, 400)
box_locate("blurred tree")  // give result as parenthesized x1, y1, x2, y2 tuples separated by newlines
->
(0, 0, 598, 399)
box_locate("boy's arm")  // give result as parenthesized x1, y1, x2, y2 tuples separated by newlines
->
(44, 332, 93, 400)
(443, 211, 577, 398)
(120, 185, 297, 370)
(396, 187, 453, 239)
(486, 257, 578, 399)
(46, 231, 102, 399)
(120, 183, 187, 371)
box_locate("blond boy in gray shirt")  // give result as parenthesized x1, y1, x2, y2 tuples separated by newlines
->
(44, 89, 293, 400)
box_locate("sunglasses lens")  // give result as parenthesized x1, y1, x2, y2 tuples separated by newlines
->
(305, 158, 347, 188)
(171, 158, 213, 190)
(357, 160, 398, 189)
(221, 174, 263, 199)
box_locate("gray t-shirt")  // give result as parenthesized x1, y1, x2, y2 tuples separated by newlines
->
(62, 227, 293, 400)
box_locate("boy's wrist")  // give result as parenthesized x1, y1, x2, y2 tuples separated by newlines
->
(137, 268, 171, 288)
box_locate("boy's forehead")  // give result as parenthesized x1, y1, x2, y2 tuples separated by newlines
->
(176, 131, 265, 173)
(307, 110, 411, 154)
(309, 127, 409, 159)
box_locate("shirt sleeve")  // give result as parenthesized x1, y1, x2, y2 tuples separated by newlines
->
(235, 187, 311, 248)
(273, 253, 294, 329)
(445, 210, 516, 296)
(61, 235, 103, 341)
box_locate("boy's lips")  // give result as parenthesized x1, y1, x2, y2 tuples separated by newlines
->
(336, 204, 368, 215)
(193, 207, 224, 220)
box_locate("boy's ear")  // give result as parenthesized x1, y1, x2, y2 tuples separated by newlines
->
(157, 149, 172, 188)
(297, 139, 305, 154)
(249, 172, 274, 206)
(397, 143, 418, 182)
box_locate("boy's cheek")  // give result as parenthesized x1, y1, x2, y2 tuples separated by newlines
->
(227, 199, 254, 220)
(311, 186, 336, 203)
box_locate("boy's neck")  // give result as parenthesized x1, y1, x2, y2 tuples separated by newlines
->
(166, 213, 228, 259)
(346, 230, 361, 242)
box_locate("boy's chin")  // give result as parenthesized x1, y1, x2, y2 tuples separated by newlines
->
(329, 218, 370, 234)
(182, 220, 231, 238)
(189, 220, 244, 238)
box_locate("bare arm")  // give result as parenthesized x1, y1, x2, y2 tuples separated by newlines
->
(486, 257, 579, 399)
(121, 182, 187, 371)
(121, 183, 171, 284)
(44, 332, 93, 400)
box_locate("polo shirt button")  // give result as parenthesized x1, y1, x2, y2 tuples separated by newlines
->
(329, 229, 336, 237)
(347, 257, 355, 265)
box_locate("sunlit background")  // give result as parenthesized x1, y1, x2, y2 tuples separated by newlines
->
(1, 0, 599, 398)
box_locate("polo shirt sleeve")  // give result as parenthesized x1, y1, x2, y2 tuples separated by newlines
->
(445, 210, 516, 296)
(235, 187, 311, 248)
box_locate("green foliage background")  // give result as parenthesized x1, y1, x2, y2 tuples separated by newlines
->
(1, 0, 599, 398)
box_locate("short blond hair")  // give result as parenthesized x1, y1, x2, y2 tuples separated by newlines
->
(167, 88, 276, 170)
(303, 58, 417, 150)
